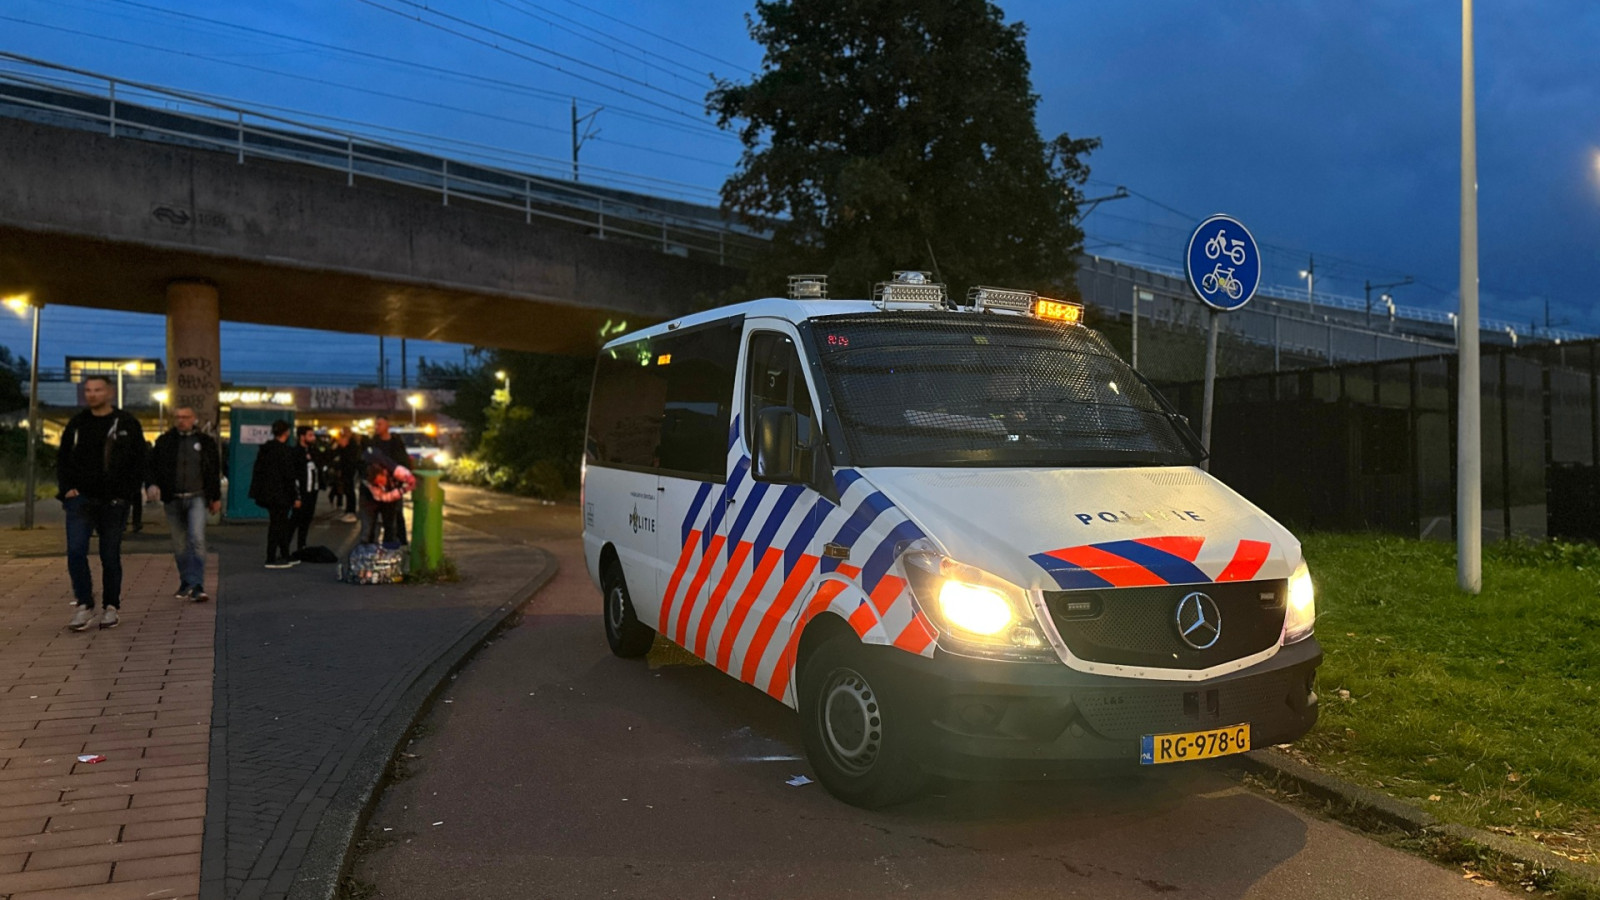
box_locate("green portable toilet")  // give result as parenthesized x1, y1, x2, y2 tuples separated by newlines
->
(226, 406, 294, 521)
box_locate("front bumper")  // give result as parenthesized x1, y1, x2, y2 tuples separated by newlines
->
(881, 637, 1322, 778)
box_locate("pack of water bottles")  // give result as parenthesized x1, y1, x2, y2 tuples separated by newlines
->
(340, 542, 409, 585)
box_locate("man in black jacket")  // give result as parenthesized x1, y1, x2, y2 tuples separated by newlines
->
(59, 375, 149, 631)
(289, 425, 323, 555)
(363, 416, 413, 543)
(249, 419, 301, 569)
(147, 406, 222, 601)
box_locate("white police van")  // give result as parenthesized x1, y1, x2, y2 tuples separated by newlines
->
(582, 272, 1320, 807)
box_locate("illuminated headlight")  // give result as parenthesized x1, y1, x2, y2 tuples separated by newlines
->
(1284, 561, 1316, 644)
(901, 539, 1051, 661)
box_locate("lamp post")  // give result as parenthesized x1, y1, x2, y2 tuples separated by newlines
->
(4, 295, 41, 529)
(115, 360, 139, 409)
(1298, 255, 1316, 315)
(152, 389, 169, 427)
(407, 393, 423, 427)
(495, 369, 511, 406)
(1364, 276, 1413, 327)
(1458, 0, 1482, 594)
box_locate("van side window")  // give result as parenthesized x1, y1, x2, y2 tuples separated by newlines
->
(587, 338, 667, 469)
(745, 332, 817, 468)
(654, 319, 742, 480)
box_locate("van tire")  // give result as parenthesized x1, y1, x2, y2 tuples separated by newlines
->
(602, 561, 654, 658)
(798, 633, 927, 808)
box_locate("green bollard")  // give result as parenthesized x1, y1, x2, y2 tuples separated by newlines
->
(410, 469, 445, 574)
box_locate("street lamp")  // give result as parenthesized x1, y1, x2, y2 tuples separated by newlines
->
(116, 360, 139, 409)
(406, 392, 423, 426)
(1364, 276, 1414, 327)
(3, 294, 41, 529)
(152, 389, 169, 426)
(1298, 256, 1316, 315)
(495, 369, 511, 406)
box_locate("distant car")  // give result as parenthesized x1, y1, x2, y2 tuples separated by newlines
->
(389, 427, 450, 469)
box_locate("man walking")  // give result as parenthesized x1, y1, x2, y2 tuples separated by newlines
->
(290, 425, 322, 556)
(250, 419, 300, 569)
(59, 374, 149, 631)
(148, 406, 221, 602)
(335, 431, 361, 524)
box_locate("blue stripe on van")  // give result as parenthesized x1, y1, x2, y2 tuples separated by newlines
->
(725, 481, 769, 558)
(701, 458, 748, 552)
(834, 468, 865, 495)
(751, 484, 804, 557)
(1094, 540, 1210, 586)
(820, 492, 894, 574)
(858, 519, 926, 594)
(783, 498, 832, 576)
(1029, 551, 1116, 590)
(680, 482, 713, 547)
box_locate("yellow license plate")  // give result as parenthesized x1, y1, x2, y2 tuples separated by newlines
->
(1139, 724, 1250, 765)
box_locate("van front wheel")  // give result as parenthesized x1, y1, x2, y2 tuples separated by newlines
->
(601, 561, 654, 658)
(798, 634, 927, 808)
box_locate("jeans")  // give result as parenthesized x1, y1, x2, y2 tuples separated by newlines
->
(164, 495, 208, 589)
(65, 495, 126, 609)
(291, 490, 319, 550)
(359, 499, 403, 545)
(266, 505, 295, 563)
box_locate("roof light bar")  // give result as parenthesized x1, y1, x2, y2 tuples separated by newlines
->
(787, 274, 829, 300)
(968, 286, 1037, 315)
(874, 271, 946, 310)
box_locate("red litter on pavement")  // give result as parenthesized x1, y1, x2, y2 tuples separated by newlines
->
(76, 754, 106, 764)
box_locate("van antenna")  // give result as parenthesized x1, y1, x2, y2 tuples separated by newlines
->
(924, 238, 945, 287)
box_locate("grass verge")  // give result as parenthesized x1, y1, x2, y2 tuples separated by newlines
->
(1294, 532, 1600, 866)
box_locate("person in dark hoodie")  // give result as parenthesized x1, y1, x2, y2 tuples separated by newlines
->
(59, 374, 149, 632)
(147, 406, 222, 602)
(249, 419, 301, 569)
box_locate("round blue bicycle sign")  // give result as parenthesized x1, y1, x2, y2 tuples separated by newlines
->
(1185, 214, 1261, 311)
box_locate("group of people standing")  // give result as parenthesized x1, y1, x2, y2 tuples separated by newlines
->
(248, 416, 412, 567)
(55, 373, 413, 631)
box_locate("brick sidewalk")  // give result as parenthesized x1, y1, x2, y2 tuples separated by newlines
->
(0, 553, 216, 900)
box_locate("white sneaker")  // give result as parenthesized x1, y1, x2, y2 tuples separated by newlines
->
(340, 513, 358, 523)
(99, 607, 119, 629)
(265, 561, 293, 569)
(68, 607, 96, 631)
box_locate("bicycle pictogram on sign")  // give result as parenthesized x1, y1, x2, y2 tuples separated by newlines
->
(1185, 215, 1260, 311)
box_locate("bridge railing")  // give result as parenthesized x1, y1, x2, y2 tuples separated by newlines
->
(0, 53, 767, 269)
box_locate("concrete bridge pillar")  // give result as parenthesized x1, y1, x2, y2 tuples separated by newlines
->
(165, 280, 221, 434)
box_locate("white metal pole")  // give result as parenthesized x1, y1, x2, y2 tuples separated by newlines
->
(1457, 0, 1482, 593)
(22, 303, 40, 529)
(1200, 310, 1219, 471)
(1131, 289, 1141, 370)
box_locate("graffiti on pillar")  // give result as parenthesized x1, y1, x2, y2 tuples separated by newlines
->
(173, 356, 219, 430)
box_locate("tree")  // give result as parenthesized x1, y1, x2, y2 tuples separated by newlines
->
(709, 0, 1099, 300)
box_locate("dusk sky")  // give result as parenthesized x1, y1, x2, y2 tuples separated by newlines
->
(2, 0, 1597, 378)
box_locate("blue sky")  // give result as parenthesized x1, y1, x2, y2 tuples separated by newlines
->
(1, 0, 1596, 378)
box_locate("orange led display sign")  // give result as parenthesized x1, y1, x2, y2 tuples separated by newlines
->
(1034, 298, 1083, 325)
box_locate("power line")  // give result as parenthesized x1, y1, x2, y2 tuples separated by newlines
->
(493, 0, 713, 85)
(356, 0, 712, 122)
(553, 0, 756, 76)
(96, 0, 736, 142)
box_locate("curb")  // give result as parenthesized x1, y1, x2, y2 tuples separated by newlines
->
(284, 547, 560, 900)
(1235, 748, 1600, 887)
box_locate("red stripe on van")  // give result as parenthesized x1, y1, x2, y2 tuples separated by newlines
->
(740, 554, 818, 685)
(846, 600, 879, 638)
(1045, 544, 1166, 587)
(695, 540, 752, 658)
(767, 577, 852, 701)
(868, 574, 906, 615)
(1217, 540, 1271, 582)
(674, 534, 726, 648)
(892, 612, 937, 655)
(1132, 535, 1205, 562)
(717, 547, 782, 672)
(658, 530, 701, 632)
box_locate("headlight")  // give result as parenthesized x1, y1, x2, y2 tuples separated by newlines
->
(901, 539, 1051, 661)
(1284, 561, 1315, 644)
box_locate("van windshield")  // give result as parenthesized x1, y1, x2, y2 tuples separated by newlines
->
(808, 312, 1201, 468)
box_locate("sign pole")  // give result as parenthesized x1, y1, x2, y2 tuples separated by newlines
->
(1131, 287, 1140, 370)
(1457, 0, 1482, 593)
(1200, 309, 1219, 470)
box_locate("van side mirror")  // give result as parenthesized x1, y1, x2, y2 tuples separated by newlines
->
(754, 405, 809, 482)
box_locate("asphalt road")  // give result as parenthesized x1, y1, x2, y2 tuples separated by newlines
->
(355, 489, 1506, 900)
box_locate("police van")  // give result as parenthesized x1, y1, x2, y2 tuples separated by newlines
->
(581, 272, 1320, 807)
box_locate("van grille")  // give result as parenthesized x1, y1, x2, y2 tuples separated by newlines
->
(1043, 580, 1286, 670)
